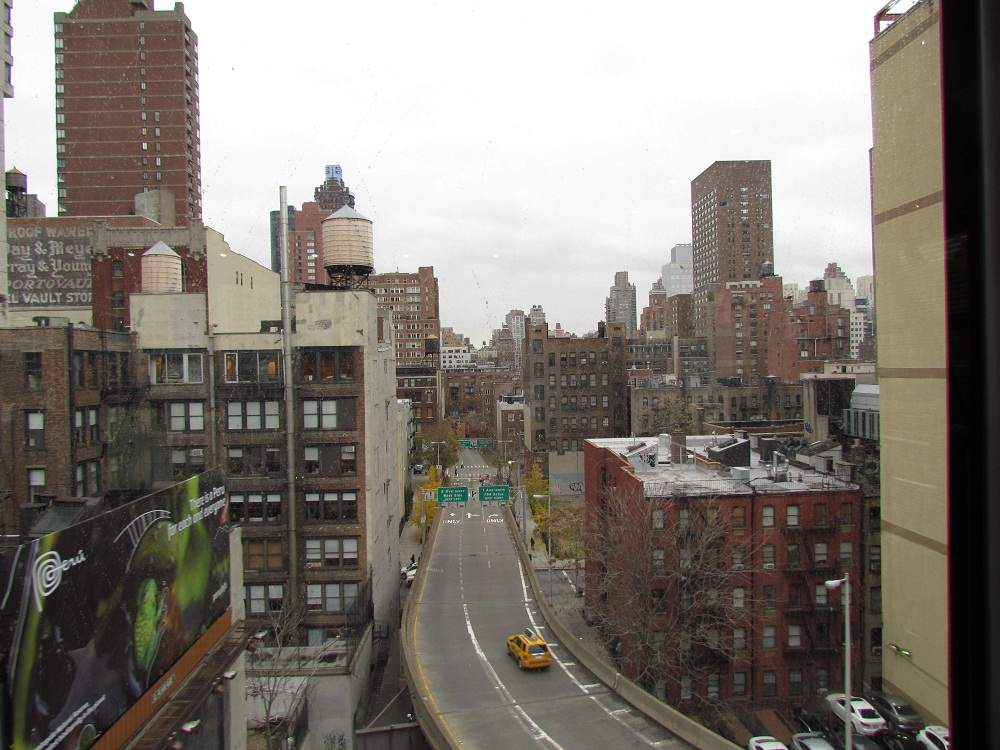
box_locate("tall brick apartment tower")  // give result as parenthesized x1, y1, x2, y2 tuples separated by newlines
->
(690, 161, 773, 351)
(54, 0, 201, 224)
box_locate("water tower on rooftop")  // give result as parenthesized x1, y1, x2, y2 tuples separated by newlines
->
(322, 205, 374, 289)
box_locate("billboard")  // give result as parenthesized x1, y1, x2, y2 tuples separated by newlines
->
(1, 470, 230, 750)
(6, 223, 93, 308)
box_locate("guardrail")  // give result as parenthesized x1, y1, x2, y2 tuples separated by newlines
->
(399, 514, 460, 750)
(503, 504, 742, 750)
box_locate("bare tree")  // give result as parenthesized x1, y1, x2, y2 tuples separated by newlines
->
(586, 485, 759, 726)
(246, 598, 338, 750)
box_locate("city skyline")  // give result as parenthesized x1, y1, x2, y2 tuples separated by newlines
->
(9, 1, 875, 345)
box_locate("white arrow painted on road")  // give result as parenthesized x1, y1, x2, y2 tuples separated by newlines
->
(467, 513, 479, 518)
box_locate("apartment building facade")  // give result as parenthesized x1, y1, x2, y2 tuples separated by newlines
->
(522, 320, 628, 454)
(55, 0, 202, 223)
(584, 435, 863, 725)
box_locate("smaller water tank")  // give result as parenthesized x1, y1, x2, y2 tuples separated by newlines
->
(322, 205, 374, 278)
(141, 241, 182, 293)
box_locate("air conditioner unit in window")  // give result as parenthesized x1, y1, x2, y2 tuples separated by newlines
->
(763, 563, 776, 570)
(872, 646, 882, 658)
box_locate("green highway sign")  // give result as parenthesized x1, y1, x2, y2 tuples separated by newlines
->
(458, 438, 496, 449)
(479, 485, 510, 502)
(436, 486, 470, 504)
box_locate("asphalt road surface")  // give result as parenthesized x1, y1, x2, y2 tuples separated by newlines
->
(411, 450, 690, 749)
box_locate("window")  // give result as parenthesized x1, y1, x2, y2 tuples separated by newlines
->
(762, 505, 775, 527)
(24, 352, 42, 389)
(305, 537, 359, 568)
(679, 547, 691, 569)
(789, 669, 803, 696)
(763, 585, 776, 609)
(732, 587, 745, 608)
(787, 544, 800, 568)
(170, 447, 205, 479)
(840, 502, 853, 525)
(786, 504, 800, 526)
(680, 676, 692, 701)
(763, 671, 777, 697)
(303, 399, 355, 430)
(840, 541, 853, 563)
(652, 549, 665, 575)
(149, 351, 203, 384)
(227, 400, 280, 430)
(732, 506, 746, 528)
(763, 544, 775, 566)
(815, 503, 829, 527)
(707, 673, 719, 700)
(869, 544, 881, 573)
(112, 260, 124, 278)
(227, 447, 245, 474)
(229, 493, 281, 522)
(304, 446, 320, 474)
(870, 586, 882, 615)
(224, 351, 281, 383)
(111, 290, 125, 309)
(75, 464, 85, 497)
(788, 624, 802, 648)
(245, 539, 284, 571)
(733, 627, 746, 651)
(763, 625, 776, 648)
(28, 469, 46, 501)
(816, 583, 829, 606)
(817, 668, 829, 692)
(732, 547, 745, 569)
(247, 584, 284, 614)
(304, 491, 358, 522)
(168, 401, 204, 431)
(678, 508, 690, 528)
(312, 582, 359, 613)
(733, 672, 747, 696)
(651, 508, 664, 529)
(25, 411, 44, 448)
(88, 408, 99, 443)
(815, 542, 828, 565)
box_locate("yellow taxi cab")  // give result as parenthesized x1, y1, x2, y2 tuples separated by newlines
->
(506, 628, 552, 670)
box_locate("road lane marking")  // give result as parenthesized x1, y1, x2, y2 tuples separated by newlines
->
(515, 558, 664, 747)
(581, 683, 600, 690)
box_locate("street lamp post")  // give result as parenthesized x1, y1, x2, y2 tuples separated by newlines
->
(533, 493, 553, 598)
(430, 440, 445, 476)
(826, 572, 851, 750)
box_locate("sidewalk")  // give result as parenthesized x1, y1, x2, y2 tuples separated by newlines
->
(513, 498, 614, 667)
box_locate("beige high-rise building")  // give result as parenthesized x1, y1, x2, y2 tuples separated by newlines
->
(870, 0, 948, 724)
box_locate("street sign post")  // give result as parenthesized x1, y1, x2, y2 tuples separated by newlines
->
(479, 484, 510, 503)
(436, 486, 470, 504)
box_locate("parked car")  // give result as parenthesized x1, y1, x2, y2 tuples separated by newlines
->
(915, 726, 949, 750)
(401, 560, 418, 579)
(413, 464, 425, 474)
(795, 709, 830, 736)
(506, 628, 552, 670)
(875, 731, 925, 750)
(405, 566, 417, 587)
(866, 693, 924, 733)
(748, 738, 789, 750)
(792, 732, 837, 750)
(826, 694, 888, 736)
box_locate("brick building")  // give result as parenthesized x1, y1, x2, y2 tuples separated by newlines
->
(522, 320, 628, 455)
(0, 322, 136, 536)
(691, 161, 774, 341)
(639, 293, 693, 341)
(771, 281, 852, 382)
(711, 275, 787, 386)
(55, 0, 202, 223)
(444, 369, 520, 438)
(584, 435, 863, 724)
(366, 267, 443, 428)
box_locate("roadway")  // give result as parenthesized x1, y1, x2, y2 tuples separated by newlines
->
(410, 448, 690, 749)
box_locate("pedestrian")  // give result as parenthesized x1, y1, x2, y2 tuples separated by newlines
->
(410, 553, 416, 565)
(530, 537, 535, 551)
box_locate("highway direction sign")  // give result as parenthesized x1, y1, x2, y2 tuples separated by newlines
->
(479, 484, 510, 502)
(436, 486, 470, 504)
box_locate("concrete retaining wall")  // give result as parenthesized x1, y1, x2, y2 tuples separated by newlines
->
(503, 505, 742, 750)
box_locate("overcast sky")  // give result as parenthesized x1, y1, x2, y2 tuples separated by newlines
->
(10, 1, 877, 345)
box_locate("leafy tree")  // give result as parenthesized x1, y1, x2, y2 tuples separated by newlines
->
(415, 422, 460, 471)
(524, 462, 550, 504)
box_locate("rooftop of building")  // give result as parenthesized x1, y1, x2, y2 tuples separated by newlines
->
(588, 434, 855, 497)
